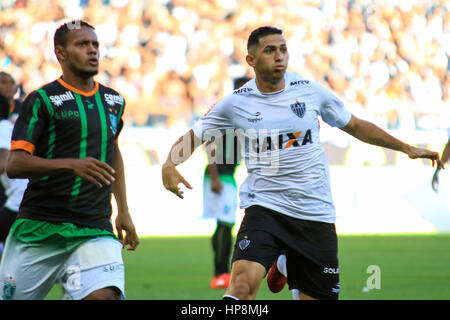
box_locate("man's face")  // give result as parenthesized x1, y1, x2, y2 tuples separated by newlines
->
(247, 34, 289, 82)
(57, 26, 100, 78)
(0, 74, 17, 100)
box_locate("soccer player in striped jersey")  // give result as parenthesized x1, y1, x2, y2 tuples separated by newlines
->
(162, 26, 443, 300)
(0, 20, 139, 300)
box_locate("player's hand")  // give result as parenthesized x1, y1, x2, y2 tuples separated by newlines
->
(406, 147, 445, 170)
(115, 211, 139, 251)
(162, 161, 192, 199)
(71, 157, 116, 188)
(211, 178, 223, 194)
(432, 168, 440, 192)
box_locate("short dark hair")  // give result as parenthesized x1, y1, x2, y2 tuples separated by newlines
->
(247, 26, 283, 52)
(54, 20, 95, 48)
(0, 71, 13, 79)
(0, 94, 10, 120)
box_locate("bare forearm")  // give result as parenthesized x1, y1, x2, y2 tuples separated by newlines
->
(162, 130, 197, 198)
(341, 116, 412, 154)
(6, 150, 73, 179)
(0, 149, 8, 174)
(165, 129, 201, 166)
(441, 140, 450, 164)
(205, 140, 220, 180)
(432, 139, 449, 191)
(206, 163, 220, 180)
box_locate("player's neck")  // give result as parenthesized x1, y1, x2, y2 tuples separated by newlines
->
(60, 72, 95, 93)
(255, 76, 285, 94)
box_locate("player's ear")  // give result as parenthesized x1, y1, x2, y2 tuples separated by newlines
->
(54, 45, 66, 63)
(246, 54, 255, 68)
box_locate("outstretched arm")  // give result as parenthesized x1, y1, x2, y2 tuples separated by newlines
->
(432, 139, 450, 192)
(162, 129, 203, 198)
(340, 115, 444, 168)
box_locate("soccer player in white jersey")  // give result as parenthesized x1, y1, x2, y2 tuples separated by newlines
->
(432, 127, 450, 191)
(162, 26, 444, 300)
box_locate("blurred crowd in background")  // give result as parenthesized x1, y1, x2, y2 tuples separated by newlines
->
(0, 0, 449, 130)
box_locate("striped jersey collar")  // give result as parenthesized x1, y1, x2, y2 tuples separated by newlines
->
(57, 77, 99, 97)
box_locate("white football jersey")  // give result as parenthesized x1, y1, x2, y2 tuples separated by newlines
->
(0, 119, 28, 212)
(193, 71, 352, 223)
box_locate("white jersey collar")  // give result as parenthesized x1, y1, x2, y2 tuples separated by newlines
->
(250, 72, 289, 96)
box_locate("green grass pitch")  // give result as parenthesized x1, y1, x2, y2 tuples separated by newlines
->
(45, 234, 450, 300)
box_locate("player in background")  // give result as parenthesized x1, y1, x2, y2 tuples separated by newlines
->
(162, 26, 443, 300)
(0, 94, 28, 259)
(204, 77, 247, 289)
(0, 72, 22, 122)
(0, 96, 7, 215)
(0, 20, 139, 300)
(0, 73, 23, 216)
(432, 127, 450, 192)
(0, 72, 23, 212)
(204, 137, 237, 289)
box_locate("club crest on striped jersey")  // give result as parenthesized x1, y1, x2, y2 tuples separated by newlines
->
(109, 114, 118, 134)
(49, 91, 75, 107)
(290, 100, 306, 118)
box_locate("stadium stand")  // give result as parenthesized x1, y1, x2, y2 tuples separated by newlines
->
(0, 0, 448, 131)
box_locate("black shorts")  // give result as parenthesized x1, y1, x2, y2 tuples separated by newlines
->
(232, 205, 339, 300)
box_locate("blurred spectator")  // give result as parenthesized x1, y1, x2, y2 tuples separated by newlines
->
(0, 0, 448, 130)
(0, 71, 22, 121)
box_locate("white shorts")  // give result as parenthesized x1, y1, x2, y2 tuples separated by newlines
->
(203, 178, 238, 225)
(0, 236, 124, 300)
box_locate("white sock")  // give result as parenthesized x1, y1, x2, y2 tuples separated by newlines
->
(223, 294, 240, 300)
(276, 254, 287, 277)
(291, 289, 299, 300)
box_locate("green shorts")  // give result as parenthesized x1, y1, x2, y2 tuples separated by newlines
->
(0, 218, 124, 300)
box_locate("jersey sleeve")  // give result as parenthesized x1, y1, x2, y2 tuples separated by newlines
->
(192, 95, 234, 141)
(313, 81, 352, 128)
(10, 91, 50, 154)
